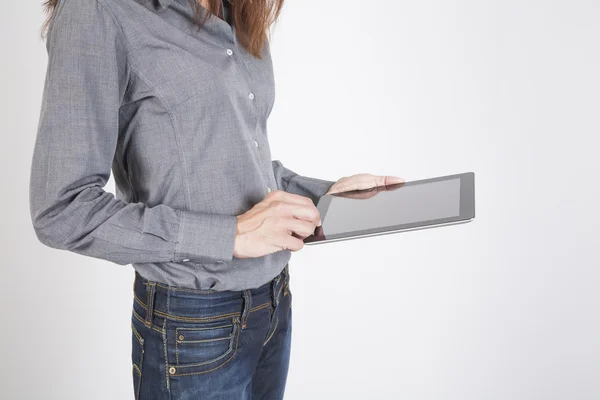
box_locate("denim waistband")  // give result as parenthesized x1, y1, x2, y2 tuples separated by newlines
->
(132, 264, 289, 331)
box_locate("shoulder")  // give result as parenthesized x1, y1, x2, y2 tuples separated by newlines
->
(53, 0, 121, 29)
(48, 0, 127, 49)
(46, 0, 131, 75)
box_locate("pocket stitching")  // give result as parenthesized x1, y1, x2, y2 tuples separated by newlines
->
(263, 315, 279, 346)
(170, 316, 241, 376)
(283, 271, 290, 297)
(175, 323, 234, 364)
(134, 293, 239, 323)
(131, 321, 145, 400)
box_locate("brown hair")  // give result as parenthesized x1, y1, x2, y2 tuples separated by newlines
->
(40, 0, 284, 58)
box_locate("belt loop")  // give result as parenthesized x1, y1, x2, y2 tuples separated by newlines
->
(240, 289, 252, 330)
(145, 282, 156, 327)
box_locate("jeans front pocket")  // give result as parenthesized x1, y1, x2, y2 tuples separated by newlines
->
(283, 270, 290, 297)
(167, 316, 241, 377)
(283, 269, 292, 309)
(131, 317, 145, 400)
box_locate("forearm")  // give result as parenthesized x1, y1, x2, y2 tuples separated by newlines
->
(30, 0, 237, 266)
(272, 160, 335, 206)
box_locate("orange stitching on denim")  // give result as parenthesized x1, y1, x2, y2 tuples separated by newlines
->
(169, 317, 241, 376)
(160, 311, 240, 323)
(175, 325, 234, 343)
(176, 324, 232, 332)
(263, 316, 279, 346)
(162, 318, 170, 391)
(134, 293, 239, 323)
(131, 318, 145, 400)
(283, 274, 290, 296)
(241, 290, 252, 329)
(145, 282, 156, 327)
(275, 280, 284, 303)
(134, 293, 144, 307)
(132, 308, 144, 323)
(175, 323, 234, 364)
(250, 302, 271, 312)
(174, 317, 237, 368)
(131, 322, 144, 346)
(176, 336, 233, 367)
(132, 308, 164, 334)
(178, 336, 231, 344)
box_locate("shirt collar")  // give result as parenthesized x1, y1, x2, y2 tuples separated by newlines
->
(157, 0, 176, 10)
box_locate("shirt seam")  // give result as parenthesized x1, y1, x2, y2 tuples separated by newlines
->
(174, 209, 185, 262)
(94, 0, 139, 53)
(97, 0, 189, 261)
(123, 66, 192, 212)
(120, 58, 193, 265)
(45, 0, 68, 43)
(56, 0, 183, 262)
(280, 175, 298, 191)
(94, 0, 137, 99)
(152, 22, 195, 215)
(93, 0, 142, 213)
(83, 234, 176, 261)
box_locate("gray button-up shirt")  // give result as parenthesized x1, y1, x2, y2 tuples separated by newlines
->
(29, 0, 335, 291)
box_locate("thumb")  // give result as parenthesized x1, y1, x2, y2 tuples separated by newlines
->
(384, 176, 405, 185)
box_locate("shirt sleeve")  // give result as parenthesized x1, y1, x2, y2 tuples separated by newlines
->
(29, 0, 238, 266)
(272, 160, 336, 206)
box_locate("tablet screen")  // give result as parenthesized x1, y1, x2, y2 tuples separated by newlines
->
(306, 172, 475, 244)
(322, 178, 461, 235)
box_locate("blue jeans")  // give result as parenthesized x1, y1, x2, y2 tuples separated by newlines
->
(131, 265, 292, 399)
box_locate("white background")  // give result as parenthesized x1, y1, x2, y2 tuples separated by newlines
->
(2, 0, 599, 399)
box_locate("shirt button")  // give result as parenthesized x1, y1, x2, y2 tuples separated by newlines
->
(254, 140, 259, 148)
(226, 48, 233, 56)
(267, 187, 272, 193)
(248, 92, 255, 100)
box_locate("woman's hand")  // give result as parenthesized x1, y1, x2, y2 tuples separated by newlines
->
(233, 190, 321, 258)
(326, 173, 405, 195)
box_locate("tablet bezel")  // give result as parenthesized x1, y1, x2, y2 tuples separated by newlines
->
(304, 172, 475, 245)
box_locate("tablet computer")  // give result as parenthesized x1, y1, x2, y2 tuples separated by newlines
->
(304, 172, 475, 245)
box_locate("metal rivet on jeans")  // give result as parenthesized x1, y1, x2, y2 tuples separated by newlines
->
(169, 366, 176, 375)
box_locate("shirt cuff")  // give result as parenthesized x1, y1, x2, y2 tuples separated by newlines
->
(174, 210, 238, 264)
(285, 176, 337, 206)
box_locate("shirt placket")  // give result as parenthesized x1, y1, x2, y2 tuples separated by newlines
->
(220, 30, 275, 196)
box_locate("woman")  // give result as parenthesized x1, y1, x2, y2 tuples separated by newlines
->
(30, 0, 403, 398)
